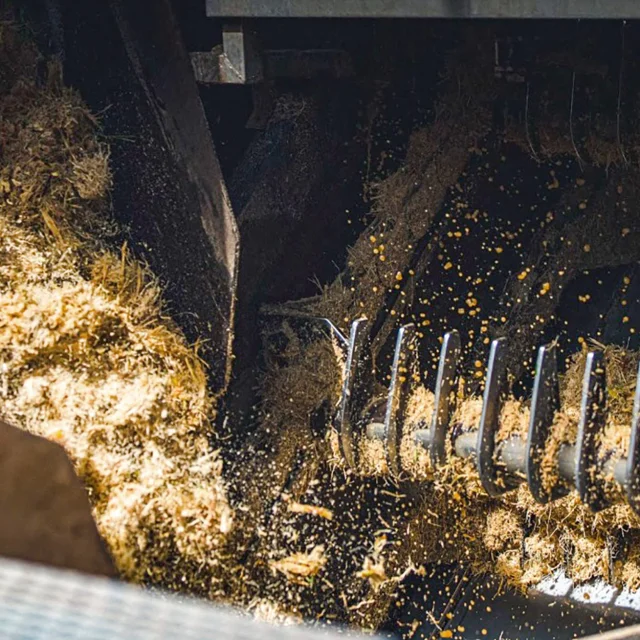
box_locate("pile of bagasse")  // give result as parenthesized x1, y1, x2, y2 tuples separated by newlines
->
(3, 18, 640, 636)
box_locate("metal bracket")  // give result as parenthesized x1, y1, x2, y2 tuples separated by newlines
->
(191, 24, 353, 85)
(191, 22, 263, 84)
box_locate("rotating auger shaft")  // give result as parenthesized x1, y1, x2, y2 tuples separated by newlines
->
(329, 318, 640, 514)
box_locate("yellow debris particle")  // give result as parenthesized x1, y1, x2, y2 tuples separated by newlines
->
(623, 316, 630, 323)
(457, 308, 465, 315)
(288, 503, 333, 520)
(517, 270, 528, 281)
(539, 282, 550, 296)
(357, 558, 387, 590)
(379, 255, 386, 262)
(583, 244, 591, 252)
(440, 631, 453, 638)
(495, 247, 503, 254)
(369, 235, 376, 243)
(270, 546, 326, 585)
(578, 202, 587, 210)
(395, 272, 403, 281)
(624, 276, 631, 285)
(444, 261, 453, 270)
(622, 228, 631, 237)
(576, 178, 585, 186)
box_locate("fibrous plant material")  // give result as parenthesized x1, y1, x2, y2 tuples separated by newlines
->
(0, 20, 232, 594)
(399, 386, 435, 481)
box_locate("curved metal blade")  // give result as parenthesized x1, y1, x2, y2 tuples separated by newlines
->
(477, 337, 512, 496)
(428, 330, 461, 467)
(576, 351, 609, 512)
(335, 318, 373, 469)
(384, 324, 418, 477)
(526, 342, 568, 503)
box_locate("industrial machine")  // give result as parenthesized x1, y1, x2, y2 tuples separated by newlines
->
(6, 1, 640, 639)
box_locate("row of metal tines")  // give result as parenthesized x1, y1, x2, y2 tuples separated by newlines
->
(326, 317, 640, 513)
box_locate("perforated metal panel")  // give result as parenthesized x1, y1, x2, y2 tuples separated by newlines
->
(0, 557, 344, 640)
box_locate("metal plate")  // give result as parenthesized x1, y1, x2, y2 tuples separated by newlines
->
(206, 0, 640, 19)
(0, 420, 115, 578)
(0, 557, 365, 640)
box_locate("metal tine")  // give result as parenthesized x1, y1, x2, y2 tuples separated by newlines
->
(316, 317, 349, 350)
(525, 81, 541, 163)
(575, 351, 609, 512)
(427, 330, 461, 467)
(616, 20, 629, 166)
(526, 342, 567, 503)
(625, 361, 640, 514)
(335, 318, 374, 469)
(384, 324, 418, 477)
(569, 69, 586, 171)
(477, 337, 511, 496)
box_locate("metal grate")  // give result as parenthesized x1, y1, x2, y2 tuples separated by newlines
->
(0, 557, 348, 640)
